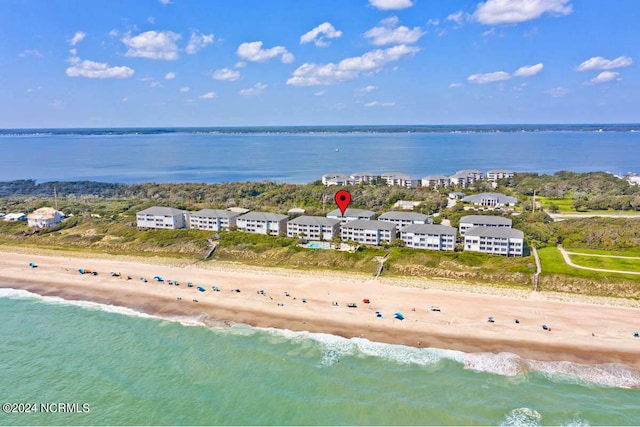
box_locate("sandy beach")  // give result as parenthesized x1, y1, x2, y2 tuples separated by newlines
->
(1, 249, 639, 368)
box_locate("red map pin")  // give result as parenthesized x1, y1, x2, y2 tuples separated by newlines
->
(334, 190, 351, 216)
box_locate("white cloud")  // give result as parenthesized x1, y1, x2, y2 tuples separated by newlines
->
(66, 55, 134, 79)
(109, 29, 119, 37)
(589, 71, 621, 84)
(365, 101, 396, 107)
(473, 0, 572, 25)
(354, 85, 376, 96)
(427, 18, 440, 26)
(239, 82, 267, 96)
(575, 56, 633, 71)
(446, 11, 465, 26)
(158, 0, 171, 4)
(186, 31, 214, 54)
(237, 41, 294, 63)
(69, 31, 86, 46)
(364, 16, 424, 46)
(300, 22, 342, 47)
(49, 100, 62, 108)
(235, 61, 247, 68)
(122, 30, 181, 60)
(213, 68, 241, 81)
(545, 87, 569, 97)
(150, 81, 163, 88)
(287, 44, 419, 86)
(369, 0, 413, 10)
(467, 71, 510, 84)
(18, 49, 42, 57)
(314, 90, 325, 96)
(165, 72, 176, 80)
(180, 87, 190, 93)
(513, 63, 543, 77)
(482, 27, 496, 37)
(449, 82, 463, 88)
(147, 17, 155, 24)
(198, 91, 217, 99)
(122, 97, 128, 102)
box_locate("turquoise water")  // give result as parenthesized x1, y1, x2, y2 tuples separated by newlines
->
(307, 242, 331, 249)
(1, 288, 639, 426)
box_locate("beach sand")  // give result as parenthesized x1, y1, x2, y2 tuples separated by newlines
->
(1, 249, 639, 368)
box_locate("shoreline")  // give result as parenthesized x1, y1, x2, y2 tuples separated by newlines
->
(1, 249, 639, 370)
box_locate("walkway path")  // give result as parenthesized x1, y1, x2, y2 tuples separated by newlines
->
(565, 251, 640, 260)
(531, 246, 541, 291)
(557, 245, 640, 275)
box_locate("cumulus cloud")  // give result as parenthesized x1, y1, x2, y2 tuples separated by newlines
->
(237, 41, 294, 63)
(589, 71, 621, 84)
(198, 91, 217, 99)
(300, 22, 342, 47)
(473, 0, 572, 25)
(369, 0, 413, 10)
(122, 31, 181, 60)
(286, 44, 419, 86)
(365, 101, 396, 107)
(364, 16, 424, 46)
(575, 56, 633, 71)
(66, 55, 134, 79)
(69, 31, 86, 46)
(212, 68, 241, 81)
(239, 82, 267, 96)
(467, 71, 511, 84)
(513, 63, 543, 77)
(468, 63, 543, 84)
(545, 87, 569, 97)
(449, 82, 463, 88)
(165, 72, 176, 80)
(354, 85, 376, 96)
(186, 31, 214, 54)
(180, 87, 190, 93)
(446, 11, 465, 26)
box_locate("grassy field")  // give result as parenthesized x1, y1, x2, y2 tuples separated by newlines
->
(568, 254, 640, 273)
(537, 196, 574, 212)
(537, 247, 640, 280)
(566, 248, 640, 257)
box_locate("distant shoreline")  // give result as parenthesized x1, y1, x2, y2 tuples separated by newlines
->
(2, 123, 640, 136)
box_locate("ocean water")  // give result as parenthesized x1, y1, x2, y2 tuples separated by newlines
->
(0, 125, 639, 184)
(1, 288, 639, 426)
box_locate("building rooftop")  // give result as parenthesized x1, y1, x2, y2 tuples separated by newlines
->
(327, 208, 376, 218)
(351, 172, 375, 177)
(191, 209, 240, 219)
(226, 207, 250, 214)
(342, 219, 397, 231)
(487, 169, 515, 174)
(422, 175, 450, 180)
(28, 207, 64, 219)
(462, 193, 518, 205)
(401, 224, 457, 235)
(138, 206, 187, 216)
(379, 211, 429, 221)
(460, 215, 513, 226)
(238, 212, 288, 222)
(464, 226, 524, 239)
(288, 215, 341, 226)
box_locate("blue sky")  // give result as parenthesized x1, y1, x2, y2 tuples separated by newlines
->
(1, 0, 638, 127)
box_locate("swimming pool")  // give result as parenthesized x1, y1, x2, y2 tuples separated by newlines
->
(306, 242, 331, 250)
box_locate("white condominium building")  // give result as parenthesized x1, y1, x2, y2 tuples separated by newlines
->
(287, 216, 341, 240)
(400, 224, 457, 251)
(189, 209, 241, 231)
(458, 215, 512, 236)
(463, 227, 524, 256)
(340, 220, 397, 246)
(136, 206, 188, 229)
(327, 208, 376, 224)
(236, 212, 288, 236)
(378, 211, 431, 230)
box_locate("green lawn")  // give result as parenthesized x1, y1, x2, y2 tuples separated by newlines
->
(537, 247, 640, 280)
(537, 196, 574, 212)
(568, 254, 640, 273)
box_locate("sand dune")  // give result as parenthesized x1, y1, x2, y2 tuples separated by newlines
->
(1, 249, 639, 368)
